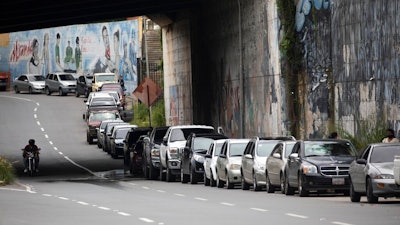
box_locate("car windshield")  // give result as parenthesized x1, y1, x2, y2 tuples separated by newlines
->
(170, 128, 214, 142)
(193, 137, 214, 152)
(29, 75, 45, 81)
(229, 143, 247, 157)
(370, 146, 400, 163)
(90, 101, 116, 107)
(97, 75, 115, 81)
(89, 112, 118, 121)
(284, 143, 295, 158)
(59, 74, 75, 80)
(214, 142, 223, 156)
(154, 129, 168, 144)
(115, 128, 130, 139)
(257, 141, 279, 157)
(304, 142, 357, 157)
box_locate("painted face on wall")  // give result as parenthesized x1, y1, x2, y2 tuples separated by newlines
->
(102, 27, 110, 59)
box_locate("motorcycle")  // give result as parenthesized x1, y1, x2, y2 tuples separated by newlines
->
(21, 148, 40, 176)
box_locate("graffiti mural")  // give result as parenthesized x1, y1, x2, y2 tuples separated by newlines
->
(2, 20, 139, 93)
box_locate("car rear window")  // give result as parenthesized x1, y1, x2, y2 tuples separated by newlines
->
(370, 146, 400, 163)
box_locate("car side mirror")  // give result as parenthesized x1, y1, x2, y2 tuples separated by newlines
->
(356, 159, 367, 165)
(162, 137, 168, 145)
(273, 153, 281, 159)
(289, 153, 298, 160)
(244, 154, 253, 159)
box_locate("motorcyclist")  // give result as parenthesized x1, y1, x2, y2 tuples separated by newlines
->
(23, 139, 40, 173)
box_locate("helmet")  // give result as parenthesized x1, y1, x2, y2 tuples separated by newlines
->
(29, 139, 35, 145)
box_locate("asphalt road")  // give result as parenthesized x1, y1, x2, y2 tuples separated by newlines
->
(0, 91, 399, 225)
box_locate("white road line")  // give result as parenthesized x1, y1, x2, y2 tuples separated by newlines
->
(195, 197, 208, 201)
(139, 218, 154, 223)
(250, 208, 268, 212)
(0, 95, 32, 102)
(41, 127, 45, 132)
(142, 186, 150, 190)
(220, 202, 235, 206)
(0, 187, 26, 192)
(49, 141, 53, 145)
(44, 134, 48, 139)
(174, 193, 185, 197)
(285, 213, 308, 219)
(129, 183, 137, 186)
(36, 121, 41, 126)
(332, 222, 354, 225)
(34, 114, 37, 119)
(77, 201, 89, 206)
(42, 194, 52, 197)
(58, 197, 69, 200)
(58, 152, 63, 155)
(118, 212, 131, 216)
(63, 156, 97, 176)
(34, 107, 38, 111)
(16, 182, 36, 194)
(98, 206, 111, 211)
(157, 190, 165, 193)
(36, 102, 40, 106)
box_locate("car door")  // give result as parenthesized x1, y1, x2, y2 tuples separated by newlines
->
(287, 141, 301, 186)
(204, 143, 214, 176)
(216, 141, 227, 180)
(19, 75, 28, 91)
(241, 141, 253, 182)
(268, 143, 283, 184)
(350, 146, 371, 192)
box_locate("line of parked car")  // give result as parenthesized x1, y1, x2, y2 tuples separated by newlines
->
(91, 122, 400, 203)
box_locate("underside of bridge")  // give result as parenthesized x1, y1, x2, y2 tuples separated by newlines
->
(0, 0, 199, 33)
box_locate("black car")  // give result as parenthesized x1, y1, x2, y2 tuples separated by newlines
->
(142, 126, 170, 180)
(123, 127, 153, 174)
(76, 74, 93, 98)
(284, 139, 357, 196)
(181, 133, 228, 184)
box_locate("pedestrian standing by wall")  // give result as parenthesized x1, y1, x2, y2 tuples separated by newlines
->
(382, 128, 399, 143)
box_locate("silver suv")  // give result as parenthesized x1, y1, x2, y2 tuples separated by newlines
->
(45, 72, 76, 96)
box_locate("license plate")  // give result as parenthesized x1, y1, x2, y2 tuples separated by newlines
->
(332, 178, 345, 185)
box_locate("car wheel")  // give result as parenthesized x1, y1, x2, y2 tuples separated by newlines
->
(253, 172, 262, 191)
(159, 164, 166, 181)
(204, 172, 210, 186)
(285, 173, 295, 195)
(86, 133, 93, 144)
(210, 171, 217, 187)
(28, 87, 33, 94)
(366, 177, 378, 203)
(280, 173, 286, 194)
(165, 159, 175, 182)
(190, 166, 198, 184)
(14, 86, 20, 93)
(97, 141, 102, 148)
(265, 172, 274, 193)
(45, 87, 51, 95)
(59, 88, 65, 96)
(216, 172, 224, 188)
(241, 175, 250, 190)
(181, 168, 189, 183)
(298, 174, 309, 197)
(226, 172, 234, 189)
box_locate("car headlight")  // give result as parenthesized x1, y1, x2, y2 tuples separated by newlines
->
(230, 164, 241, 170)
(375, 174, 394, 179)
(301, 163, 318, 174)
(151, 148, 160, 157)
(193, 154, 204, 163)
(168, 147, 179, 158)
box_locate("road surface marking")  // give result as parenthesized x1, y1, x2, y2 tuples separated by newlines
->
(41, 127, 45, 132)
(129, 183, 137, 186)
(53, 147, 58, 151)
(285, 213, 308, 219)
(36, 102, 40, 106)
(220, 202, 235, 206)
(44, 134, 48, 139)
(0, 187, 26, 192)
(98, 206, 111, 211)
(195, 197, 208, 201)
(58, 152, 63, 155)
(142, 186, 150, 190)
(77, 201, 89, 206)
(250, 208, 268, 212)
(34, 107, 38, 111)
(139, 218, 154, 223)
(63, 156, 97, 176)
(37, 121, 41, 126)
(174, 193, 185, 197)
(118, 212, 131, 216)
(332, 222, 354, 225)
(49, 141, 53, 145)
(0, 95, 32, 102)
(42, 194, 52, 197)
(58, 197, 69, 200)
(34, 114, 37, 119)
(157, 190, 165, 193)
(16, 182, 36, 194)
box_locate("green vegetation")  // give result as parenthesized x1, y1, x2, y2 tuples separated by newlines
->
(336, 117, 387, 152)
(131, 99, 166, 127)
(0, 156, 15, 186)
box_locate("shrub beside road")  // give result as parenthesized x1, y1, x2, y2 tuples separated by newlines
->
(0, 156, 15, 186)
